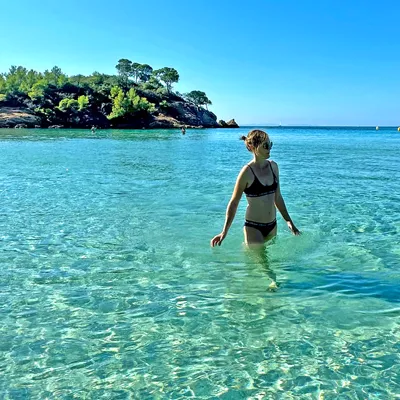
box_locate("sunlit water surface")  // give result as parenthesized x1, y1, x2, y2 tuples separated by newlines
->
(1, 127, 399, 399)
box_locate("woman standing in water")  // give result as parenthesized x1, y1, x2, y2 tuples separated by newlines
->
(210, 129, 300, 247)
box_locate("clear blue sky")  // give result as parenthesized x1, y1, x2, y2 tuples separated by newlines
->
(1, 0, 399, 126)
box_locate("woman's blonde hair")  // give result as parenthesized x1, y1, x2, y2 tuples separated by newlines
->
(240, 129, 269, 152)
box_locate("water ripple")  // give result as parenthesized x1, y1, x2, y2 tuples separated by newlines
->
(1, 128, 400, 398)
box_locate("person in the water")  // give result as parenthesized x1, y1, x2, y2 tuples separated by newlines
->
(210, 129, 300, 247)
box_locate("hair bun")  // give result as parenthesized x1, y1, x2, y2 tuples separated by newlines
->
(240, 135, 247, 141)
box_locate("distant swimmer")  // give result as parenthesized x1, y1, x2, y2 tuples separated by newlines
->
(210, 129, 300, 248)
(181, 126, 186, 135)
(91, 125, 97, 133)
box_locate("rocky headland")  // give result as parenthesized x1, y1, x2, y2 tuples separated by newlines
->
(0, 61, 239, 129)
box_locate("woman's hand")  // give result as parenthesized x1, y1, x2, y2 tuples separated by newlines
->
(210, 231, 227, 247)
(287, 221, 301, 235)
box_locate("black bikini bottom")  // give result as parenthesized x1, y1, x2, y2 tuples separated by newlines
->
(244, 219, 277, 238)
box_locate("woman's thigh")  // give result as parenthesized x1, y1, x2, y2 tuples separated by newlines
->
(243, 226, 265, 247)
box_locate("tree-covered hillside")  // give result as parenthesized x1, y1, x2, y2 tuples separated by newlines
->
(0, 60, 239, 129)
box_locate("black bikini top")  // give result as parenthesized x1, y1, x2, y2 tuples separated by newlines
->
(244, 162, 278, 197)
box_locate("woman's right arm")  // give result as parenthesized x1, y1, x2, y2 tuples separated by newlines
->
(210, 166, 249, 247)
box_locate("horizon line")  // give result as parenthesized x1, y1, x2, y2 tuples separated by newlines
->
(239, 124, 399, 128)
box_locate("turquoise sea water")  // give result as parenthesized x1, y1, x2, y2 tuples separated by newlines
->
(1, 127, 399, 399)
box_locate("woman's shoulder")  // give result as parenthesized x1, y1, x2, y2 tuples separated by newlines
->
(240, 163, 250, 174)
(238, 164, 253, 179)
(269, 159, 279, 173)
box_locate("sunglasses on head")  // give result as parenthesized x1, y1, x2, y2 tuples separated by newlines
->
(262, 141, 273, 150)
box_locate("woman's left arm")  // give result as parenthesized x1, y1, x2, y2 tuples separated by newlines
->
(271, 161, 301, 235)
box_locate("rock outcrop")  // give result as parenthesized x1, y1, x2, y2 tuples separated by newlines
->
(159, 101, 219, 128)
(226, 119, 239, 128)
(219, 118, 239, 128)
(0, 108, 41, 128)
(111, 101, 220, 129)
(148, 115, 180, 129)
(0, 96, 232, 129)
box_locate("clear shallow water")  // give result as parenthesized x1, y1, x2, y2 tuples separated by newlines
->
(1, 127, 399, 399)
